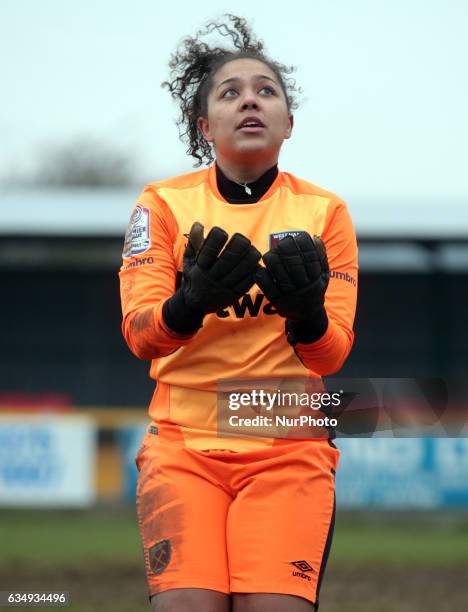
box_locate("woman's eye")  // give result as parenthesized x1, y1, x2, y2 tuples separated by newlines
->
(222, 88, 238, 98)
(259, 86, 275, 95)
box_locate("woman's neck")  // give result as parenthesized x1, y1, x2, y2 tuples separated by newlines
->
(215, 155, 279, 184)
(216, 163, 278, 204)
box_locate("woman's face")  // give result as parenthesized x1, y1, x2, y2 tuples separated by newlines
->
(198, 58, 293, 164)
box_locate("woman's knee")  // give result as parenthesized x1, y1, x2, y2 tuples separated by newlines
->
(231, 592, 315, 612)
(151, 588, 230, 612)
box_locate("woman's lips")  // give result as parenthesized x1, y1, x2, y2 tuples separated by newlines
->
(237, 117, 266, 131)
(238, 125, 265, 133)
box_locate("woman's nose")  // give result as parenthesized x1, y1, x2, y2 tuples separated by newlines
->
(241, 94, 259, 110)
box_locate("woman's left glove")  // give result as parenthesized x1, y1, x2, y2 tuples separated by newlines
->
(254, 233, 330, 344)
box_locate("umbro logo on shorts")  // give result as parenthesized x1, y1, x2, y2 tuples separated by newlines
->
(149, 539, 171, 575)
(291, 560, 314, 572)
(291, 560, 315, 580)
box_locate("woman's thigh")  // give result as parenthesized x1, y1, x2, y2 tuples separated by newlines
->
(227, 440, 338, 609)
(136, 437, 232, 600)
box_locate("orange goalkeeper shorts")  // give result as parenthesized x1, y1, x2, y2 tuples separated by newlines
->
(135, 428, 339, 607)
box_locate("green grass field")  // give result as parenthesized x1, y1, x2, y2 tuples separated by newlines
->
(1, 508, 467, 611)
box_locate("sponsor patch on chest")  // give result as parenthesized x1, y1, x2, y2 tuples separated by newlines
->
(269, 230, 308, 249)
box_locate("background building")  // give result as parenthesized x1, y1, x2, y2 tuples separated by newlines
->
(1, 187, 466, 407)
(1, 1, 467, 609)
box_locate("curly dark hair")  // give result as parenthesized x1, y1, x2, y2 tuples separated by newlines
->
(162, 15, 300, 167)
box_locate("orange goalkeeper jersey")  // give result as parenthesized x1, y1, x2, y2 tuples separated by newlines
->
(119, 164, 358, 451)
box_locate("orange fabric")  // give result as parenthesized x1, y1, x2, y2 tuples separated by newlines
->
(136, 431, 338, 602)
(119, 165, 358, 450)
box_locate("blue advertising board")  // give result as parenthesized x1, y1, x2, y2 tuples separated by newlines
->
(118, 428, 468, 508)
(335, 438, 468, 508)
(118, 423, 147, 502)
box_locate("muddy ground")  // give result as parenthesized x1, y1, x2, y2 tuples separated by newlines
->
(1, 561, 466, 611)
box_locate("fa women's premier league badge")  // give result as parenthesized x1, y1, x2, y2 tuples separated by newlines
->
(123, 205, 151, 258)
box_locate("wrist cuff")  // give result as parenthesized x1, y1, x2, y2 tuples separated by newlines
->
(162, 289, 204, 336)
(286, 309, 329, 346)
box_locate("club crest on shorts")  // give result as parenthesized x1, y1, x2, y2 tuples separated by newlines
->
(269, 230, 307, 249)
(123, 205, 151, 258)
(149, 539, 171, 575)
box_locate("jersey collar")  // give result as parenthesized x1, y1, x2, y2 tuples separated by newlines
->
(208, 162, 282, 204)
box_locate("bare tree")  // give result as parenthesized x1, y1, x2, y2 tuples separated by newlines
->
(35, 138, 134, 187)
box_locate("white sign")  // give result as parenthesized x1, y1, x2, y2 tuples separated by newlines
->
(0, 415, 96, 507)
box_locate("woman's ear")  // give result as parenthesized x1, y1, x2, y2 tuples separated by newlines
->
(284, 114, 294, 140)
(197, 116, 213, 142)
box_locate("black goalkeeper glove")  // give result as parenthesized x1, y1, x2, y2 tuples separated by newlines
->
(163, 222, 261, 335)
(254, 233, 330, 345)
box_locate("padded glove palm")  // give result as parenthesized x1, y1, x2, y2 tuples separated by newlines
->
(255, 232, 330, 343)
(182, 222, 262, 313)
(163, 222, 261, 334)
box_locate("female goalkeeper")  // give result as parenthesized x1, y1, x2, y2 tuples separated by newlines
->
(120, 14, 358, 612)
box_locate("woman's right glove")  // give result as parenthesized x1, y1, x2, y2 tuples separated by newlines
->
(163, 222, 261, 334)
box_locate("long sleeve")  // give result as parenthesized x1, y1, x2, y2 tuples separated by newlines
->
(119, 186, 195, 360)
(294, 199, 358, 375)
